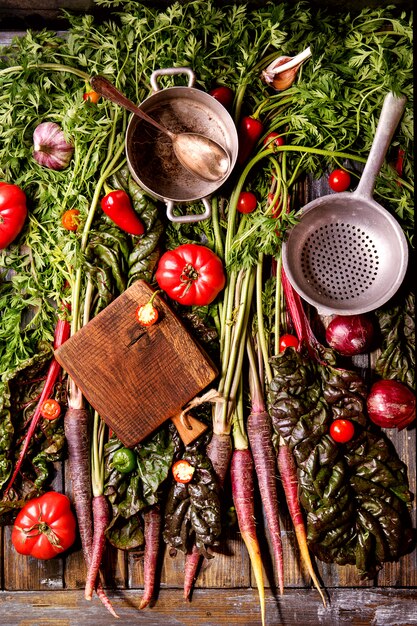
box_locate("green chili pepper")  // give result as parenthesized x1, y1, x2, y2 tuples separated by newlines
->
(112, 447, 136, 474)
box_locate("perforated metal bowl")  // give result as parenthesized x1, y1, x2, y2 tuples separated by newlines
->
(282, 92, 409, 315)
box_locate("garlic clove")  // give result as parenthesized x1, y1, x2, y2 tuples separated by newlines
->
(33, 122, 74, 171)
(262, 46, 312, 91)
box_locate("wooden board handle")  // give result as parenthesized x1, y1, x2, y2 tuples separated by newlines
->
(170, 413, 208, 446)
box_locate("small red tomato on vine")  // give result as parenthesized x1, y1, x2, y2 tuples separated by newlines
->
(135, 291, 160, 327)
(279, 334, 299, 352)
(328, 169, 351, 192)
(237, 191, 257, 214)
(83, 90, 100, 103)
(329, 419, 355, 443)
(155, 243, 225, 306)
(209, 86, 234, 110)
(263, 132, 285, 149)
(61, 209, 80, 231)
(172, 459, 195, 483)
(40, 399, 61, 421)
(11, 492, 76, 560)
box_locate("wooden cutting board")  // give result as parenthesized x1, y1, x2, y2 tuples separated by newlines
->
(55, 281, 217, 447)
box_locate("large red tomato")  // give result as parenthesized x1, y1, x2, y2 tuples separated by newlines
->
(11, 492, 76, 560)
(155, 243, 226, 306)
(0, 182, 27, 249)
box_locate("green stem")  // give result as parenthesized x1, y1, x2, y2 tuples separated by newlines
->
(0, 62, 89, 80)
(256, 254, 273, 385)
(231, 379, 248, 451)
(274, 254, 283, 356)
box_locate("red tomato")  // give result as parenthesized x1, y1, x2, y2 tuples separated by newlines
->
(172, 459, 195, 483)
(329, 419, 355, 443)
(83, 90, 100, 103)
(279, 334, 299, 352)
(263, 132, 285, 149)
(155, 243, 226, 306)
(61, 209, 80, 231)
(11, 492, 76, 560)
(237, 191, 257, 214)
(40, 398, 61, 421)
(0, 182, 28, 249)
(328, 169, 351, 192)
(209, 86, 234, 110)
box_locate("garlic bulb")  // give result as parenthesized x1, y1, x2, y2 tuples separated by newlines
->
(33, 122, 74, 170)
(262, 46, 312, 91)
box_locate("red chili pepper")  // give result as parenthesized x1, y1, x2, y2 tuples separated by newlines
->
(172, 459, 195, 483)
(0, 182, 28, 249)
(40, 398, 62, 421)
(237, 116, 264, 165)
(135, 291, 160, 327)
(100, 188, 145, 236)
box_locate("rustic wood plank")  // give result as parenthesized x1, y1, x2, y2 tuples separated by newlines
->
(0, 588, 416, 626)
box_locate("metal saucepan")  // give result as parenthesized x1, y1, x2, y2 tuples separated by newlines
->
(126, 67, 238, 223)
(282, 92, 409, 315)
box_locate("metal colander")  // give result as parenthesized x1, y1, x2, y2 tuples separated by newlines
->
(282, 92, 409, 315)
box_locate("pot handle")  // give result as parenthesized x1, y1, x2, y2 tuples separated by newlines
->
(165, 197, 211, 223)
(150, 67, 196, 92)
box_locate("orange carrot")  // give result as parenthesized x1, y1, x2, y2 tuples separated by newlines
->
(277, 442, 326, 607)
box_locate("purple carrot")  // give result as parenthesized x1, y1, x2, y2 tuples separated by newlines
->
(247, 407, 284, 595)
(231, 447, 265, 626)
(85, 494, 110, 601)
(246, 336, 284, 595)
(65, 405, 118, 618)
(4, 317, 70, 495)
(140, 504, 162, 609)
(183, 431, 232, 600)
(277, 442, 326, 606)
(184, 544, 201, 601)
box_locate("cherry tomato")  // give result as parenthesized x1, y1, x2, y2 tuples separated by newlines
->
(329, 419, 355, 443)
(263, 132, 285, 149)
(61, 209, 80, 231)
(172, 459, 195, 483)
(279, 334, 299, 352)
(237, 191, 257, 214)
(11, 492, 76, 559)
(155, 243, 225, 306)
(40, 399, 61, 421)
(209, 86, 234, 110)
(328, 169, 351, 192)
(112, 447, 136, 473)
(83, 90, 100, 103)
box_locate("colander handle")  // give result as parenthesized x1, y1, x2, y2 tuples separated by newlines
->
(355, 92, 407, 199)
(165, 197, 211, 223)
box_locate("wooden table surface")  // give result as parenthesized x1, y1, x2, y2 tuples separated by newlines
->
(1, 25, 416, 626)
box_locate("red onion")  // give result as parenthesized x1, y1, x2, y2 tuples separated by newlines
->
(33, 122, 74, 170)
(325, 314, 374, 356)
(367, 380, 415, 430)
